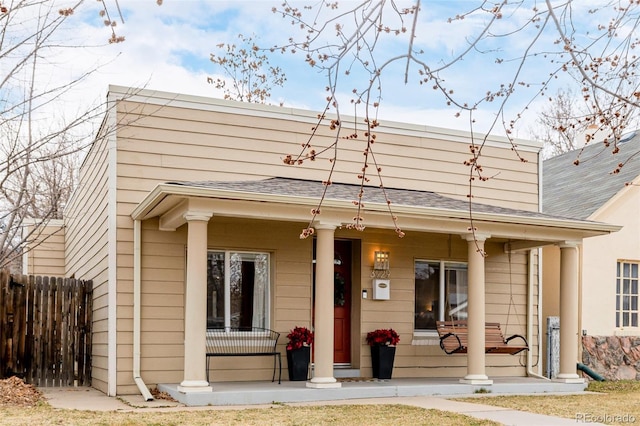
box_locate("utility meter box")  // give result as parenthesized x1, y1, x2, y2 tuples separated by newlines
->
(372, 279, 390, 300)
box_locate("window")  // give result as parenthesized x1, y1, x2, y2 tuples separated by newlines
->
(415, 260, 468, 331)
(207, 251, 270, 329)
(616, 261, 639, 328)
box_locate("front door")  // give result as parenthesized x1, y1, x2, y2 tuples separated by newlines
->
(333, 240, 351, 364)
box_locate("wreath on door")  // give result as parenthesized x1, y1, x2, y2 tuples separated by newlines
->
(334, 272, 346, 306)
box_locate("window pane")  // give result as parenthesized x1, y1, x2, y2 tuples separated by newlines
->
(229, 253, 244, 328)
(623, 295, 630, 310)
(617, 279, 620, 295)
(229, 252, 269, 329)
(633, 281, 638, 295)
(617, 262, 621, 277)
(616, 295, 620, 310)
(623, 312, 630, 327)
(624, 262, 630, 277)
(632, 263, 638, 279)
(445, 264, 468, 321)
(415, 261, 439, 330)
(253, 254, 269, 328)
(632, 296, 638, 311)
(633, 313, 638, 327)
(616, 313, 620, 328)
(624, 279, 630, 294)
(207, 252, 225, 329)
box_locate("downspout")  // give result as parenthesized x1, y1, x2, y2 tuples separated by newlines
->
(526, 146, 549, 380)
(133, 219, 153, 401)
(527, 248, 548, 380)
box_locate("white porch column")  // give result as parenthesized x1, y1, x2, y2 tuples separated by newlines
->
(461, 233, 492, 385)
(178, 212, 213, 393)
(557, 242, 583, 382)
(307, 224, 341, 389)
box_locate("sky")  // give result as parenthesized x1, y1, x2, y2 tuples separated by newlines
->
(18, 1, 622, 142)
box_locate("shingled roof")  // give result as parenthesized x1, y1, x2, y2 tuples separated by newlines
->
(170, 177, 575, 222)
(543, 131, 640, 220)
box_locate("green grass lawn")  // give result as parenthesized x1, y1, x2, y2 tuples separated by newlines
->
(0, 380, 638, 425)
(455, 380, 640, 425)
(0, 403, 499, 426)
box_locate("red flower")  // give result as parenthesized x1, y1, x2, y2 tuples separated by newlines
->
(366, 328, 400, 346)
(287, 326, 314, 351)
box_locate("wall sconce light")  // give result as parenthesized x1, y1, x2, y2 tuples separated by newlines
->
(372, 251, 390, 279)
(372, 250, 391, 300)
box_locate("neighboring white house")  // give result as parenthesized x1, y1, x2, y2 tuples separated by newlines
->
(543, 130, 640, 380)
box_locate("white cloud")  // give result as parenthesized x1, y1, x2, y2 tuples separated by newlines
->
(13, 0, 614, 149)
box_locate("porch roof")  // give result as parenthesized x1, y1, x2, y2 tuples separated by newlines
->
(131, 177, 620, 246)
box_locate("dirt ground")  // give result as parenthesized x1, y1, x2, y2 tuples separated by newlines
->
(0, 377, 44, 407)
(0, 377, 175, 408)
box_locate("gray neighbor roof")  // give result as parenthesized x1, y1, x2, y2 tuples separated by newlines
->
(169, 177, 581, 222)
(543, 131, 640, 220)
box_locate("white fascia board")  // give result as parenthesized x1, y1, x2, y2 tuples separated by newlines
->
(106, 90, 118, 397)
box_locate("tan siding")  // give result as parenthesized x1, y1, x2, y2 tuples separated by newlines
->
(485, 247, 529, 331)
(24, 223, 66, 276)
(126, 214, 186, 387)
(63, 126, 111, 394)
(115, 99, 540, 211)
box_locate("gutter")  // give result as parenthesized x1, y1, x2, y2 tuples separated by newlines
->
(527, 248, 549, 380)
(133, 219, 153, 401)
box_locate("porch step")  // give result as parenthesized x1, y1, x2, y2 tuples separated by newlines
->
(333, 368, 360, 378)
(309, 365, 360, 378)
(309, 363, 361, 379)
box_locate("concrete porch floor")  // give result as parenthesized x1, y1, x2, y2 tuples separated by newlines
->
(158, 376, 587, 406)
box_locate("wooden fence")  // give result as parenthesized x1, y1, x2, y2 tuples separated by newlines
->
(0, 271, 92, 386)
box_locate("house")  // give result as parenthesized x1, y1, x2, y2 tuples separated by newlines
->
(24, 86, 619, 402)
(542, 129, 640, 380)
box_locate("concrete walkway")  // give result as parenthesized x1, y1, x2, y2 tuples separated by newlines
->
(41, 387, 604, 425)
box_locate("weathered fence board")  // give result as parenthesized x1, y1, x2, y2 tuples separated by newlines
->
(0, 271, 92, 386)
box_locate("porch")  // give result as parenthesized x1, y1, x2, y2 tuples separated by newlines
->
(157, 376, 587, 406)
(129, 177, 620, 399)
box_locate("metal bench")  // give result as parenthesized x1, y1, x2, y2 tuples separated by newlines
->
(436, 320, 528, 355)
(206, 327, 282, 384)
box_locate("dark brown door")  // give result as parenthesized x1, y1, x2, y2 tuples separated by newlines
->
(333, 240, 351, 364)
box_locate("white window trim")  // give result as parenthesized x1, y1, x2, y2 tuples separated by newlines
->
(208, 249, 272, 329)
(413, 259, 467, 342)
(616, 260, 639, 329)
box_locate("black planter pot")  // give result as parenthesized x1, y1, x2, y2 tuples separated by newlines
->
(287, 346, 311, 381)
(370, 345, 396, 379)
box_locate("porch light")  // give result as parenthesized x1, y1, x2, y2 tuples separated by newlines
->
(371, 250, 391, 300)
(372, 251, 390, 278)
